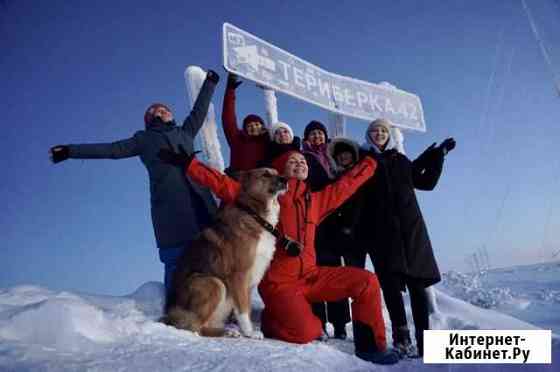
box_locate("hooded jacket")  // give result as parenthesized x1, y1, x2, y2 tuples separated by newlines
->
(314, 138, 365, 260)
(66, 78, 218, 249)
(222, 86, 270, 172)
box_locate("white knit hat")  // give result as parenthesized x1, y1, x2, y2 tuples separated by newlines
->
(270, 121, 294, 142)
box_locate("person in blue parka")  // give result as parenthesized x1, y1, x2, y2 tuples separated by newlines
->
(49, 70, 220, 293)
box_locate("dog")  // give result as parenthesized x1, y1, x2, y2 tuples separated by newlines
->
(161, 167, 288, 338)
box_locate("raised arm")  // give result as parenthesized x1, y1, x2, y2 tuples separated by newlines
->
(221, 74, 243, 147)
(182, 70, 220, 138)
(186, 158, 240, 203)
(315, 156, 377, 221)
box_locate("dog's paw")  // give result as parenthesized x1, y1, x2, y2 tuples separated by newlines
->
(225, 328, 242, 338)
(245, 330, 264, 340)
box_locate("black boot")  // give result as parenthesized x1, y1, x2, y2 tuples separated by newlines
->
(415, 328, 424, 357)
(392, 325, 417, 358)
(352, 321, 399, 365)
(334, 323, 347, 340)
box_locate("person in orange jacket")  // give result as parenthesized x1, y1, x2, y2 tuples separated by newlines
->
(158, 148, 399, 365)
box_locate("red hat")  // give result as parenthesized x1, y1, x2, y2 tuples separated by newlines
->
(242, 114, 265, 129)
(144, 103, 172, 126)
(270, 150, 302, 174)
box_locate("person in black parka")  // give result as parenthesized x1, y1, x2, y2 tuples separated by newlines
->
(49, 70, 220, 293)
(356, 118, 456, 357)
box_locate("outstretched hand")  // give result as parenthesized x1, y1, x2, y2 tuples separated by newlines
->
(438, 138, 456, 155)
(227, 73, 242, 90)
(50, 145, 69, 164)
(206, 70, 220, 84)
(158, 145, 199, 168)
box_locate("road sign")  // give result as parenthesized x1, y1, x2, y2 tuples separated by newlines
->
(223, 23, 426, 132)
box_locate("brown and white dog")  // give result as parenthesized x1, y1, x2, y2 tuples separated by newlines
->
(161, 168, 287, 338)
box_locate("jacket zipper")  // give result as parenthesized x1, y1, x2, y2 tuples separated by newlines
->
(293, 181, 305, 278)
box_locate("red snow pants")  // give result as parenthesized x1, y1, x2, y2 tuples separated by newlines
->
(259, 266, 387, 350)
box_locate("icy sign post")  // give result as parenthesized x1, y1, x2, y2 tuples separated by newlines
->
(223, 23, 426, 132)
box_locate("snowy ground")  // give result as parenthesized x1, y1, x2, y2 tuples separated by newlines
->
(1, 262, 559, 371)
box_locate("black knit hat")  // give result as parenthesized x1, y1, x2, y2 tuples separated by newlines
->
(304, 120, 328, 142)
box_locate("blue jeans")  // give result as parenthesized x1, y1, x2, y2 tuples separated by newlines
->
(158, 246, 185, 294)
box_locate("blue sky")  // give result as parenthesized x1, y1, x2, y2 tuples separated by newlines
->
(1, 0, 559, 295)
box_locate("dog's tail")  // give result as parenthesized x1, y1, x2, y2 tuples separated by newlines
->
(159, 307, 203, 331)
(159, 274, 227, 335)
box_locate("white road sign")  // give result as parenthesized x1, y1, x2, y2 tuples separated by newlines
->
(223, 23, 426, 132)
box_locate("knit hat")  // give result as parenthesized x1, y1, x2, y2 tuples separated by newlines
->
(144, 103, 172, 126)
(368, 118, 392, 132)
(270, 121, 294, 142)
(242, 114, 265, 129)
(304, 120, 328, 142)
(364, 118, 395, 150)
(270, 150, 301, 174)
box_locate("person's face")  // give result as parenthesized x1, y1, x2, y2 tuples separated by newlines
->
(368, 125, 390, 148)
(307, 129, 326, 146)
(153, 106, 174, 123)
(274, 127, 292, 144)
(283, 153, 308, 180)
(245, 121, 264, 137)
(335, 151, 355, 169)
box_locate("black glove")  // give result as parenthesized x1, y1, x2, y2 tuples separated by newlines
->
(158, 145, 199, 168)
(50, 145, 69, 164)
(206, 69, 220, 84)
(279, 236, 303, 257)
(415, 142, 437, 162)
(438, 137, 456, 155)
(227, 73, 242, 90)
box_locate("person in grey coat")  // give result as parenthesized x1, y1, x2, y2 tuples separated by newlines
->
(49, 70, 220, 293)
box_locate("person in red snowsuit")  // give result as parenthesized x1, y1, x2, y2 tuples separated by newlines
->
(173, 149, 399, 365)
(222, 73, 269, 175)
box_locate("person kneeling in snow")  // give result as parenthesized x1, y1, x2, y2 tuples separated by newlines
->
(158, 148, 399, 365)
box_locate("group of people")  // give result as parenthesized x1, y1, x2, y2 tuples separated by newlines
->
(50, 68, 456, 365)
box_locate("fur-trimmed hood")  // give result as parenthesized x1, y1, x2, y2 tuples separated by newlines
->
(327, 137, 360, 173)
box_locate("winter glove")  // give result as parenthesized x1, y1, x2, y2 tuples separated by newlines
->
(227, 73, 243, 90)
(415, 142, 437, 164)
(50, 145, 69, 164)
(157, 145, 199, 168)
(438, 137, 456, 155)
(206, 69, 220, 84)
(279, 236, 303, 257)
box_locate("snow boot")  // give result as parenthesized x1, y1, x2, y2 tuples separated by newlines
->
(393, 325, 418, 358)
(353, 321, 399, 365)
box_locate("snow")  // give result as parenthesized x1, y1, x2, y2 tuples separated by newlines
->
(1, 264, 559, 371)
